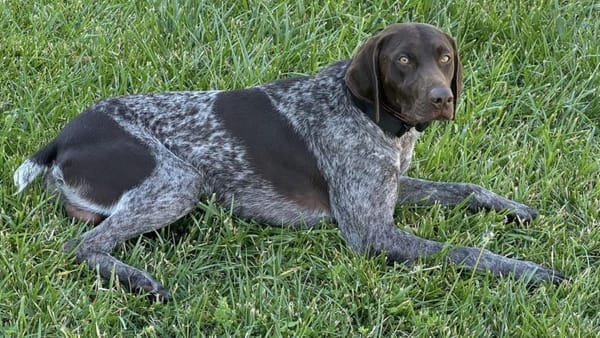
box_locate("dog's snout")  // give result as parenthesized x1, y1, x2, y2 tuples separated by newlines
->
(429, 87, 454, 108)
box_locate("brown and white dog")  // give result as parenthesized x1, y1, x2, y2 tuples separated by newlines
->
(14, 23, 566, 300)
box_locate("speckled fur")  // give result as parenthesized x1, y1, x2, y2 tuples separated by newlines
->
(14, 24, 566, 300)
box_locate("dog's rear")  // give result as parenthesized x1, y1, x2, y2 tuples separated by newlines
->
(15, 105, 159, 223)
(15, 150, 109, 225)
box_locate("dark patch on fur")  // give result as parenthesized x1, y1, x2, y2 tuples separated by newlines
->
(214, 88, 330, 211)
(52, 104, 156, 207)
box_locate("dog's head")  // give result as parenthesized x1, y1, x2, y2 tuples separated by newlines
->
(345, 23, 463, 127)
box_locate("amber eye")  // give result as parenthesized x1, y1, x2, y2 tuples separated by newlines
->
(440, 55, 452, 63)
(398, 56, 410, 64)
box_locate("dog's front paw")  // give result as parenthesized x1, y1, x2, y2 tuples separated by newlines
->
(146, 285, 172, 303)
(506, 204, 538, 224)
(527, 265, 570, 287)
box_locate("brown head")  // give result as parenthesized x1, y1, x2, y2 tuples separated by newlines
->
(345, 23, 463, 127)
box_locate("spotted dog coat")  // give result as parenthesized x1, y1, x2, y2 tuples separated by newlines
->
(14, 23, 565, 300)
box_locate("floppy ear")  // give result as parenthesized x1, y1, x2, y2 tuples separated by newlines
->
(446, 33, 463, 113)
(344, 34, 387, 122)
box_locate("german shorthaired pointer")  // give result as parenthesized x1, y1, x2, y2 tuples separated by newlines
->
(14, 23, 565, 300)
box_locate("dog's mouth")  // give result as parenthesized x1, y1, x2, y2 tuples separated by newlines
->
(383, 100, 454, 126)
(349, 88, 445, 134)
(433, 105, 455, 121)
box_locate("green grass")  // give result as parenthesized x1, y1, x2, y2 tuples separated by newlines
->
(1, 0, 599, 336)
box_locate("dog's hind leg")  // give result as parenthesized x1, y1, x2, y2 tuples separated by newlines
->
(64, 150, 202, 301)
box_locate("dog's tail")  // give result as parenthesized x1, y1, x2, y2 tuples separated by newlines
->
(13, 140, 58, 194)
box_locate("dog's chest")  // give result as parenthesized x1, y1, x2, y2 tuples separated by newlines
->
(393, 129, 420, 175)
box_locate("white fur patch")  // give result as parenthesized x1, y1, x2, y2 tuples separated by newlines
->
(13, 159, 47, 195)
(49, 165, 118, 216)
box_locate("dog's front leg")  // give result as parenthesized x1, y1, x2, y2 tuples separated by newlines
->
(363, 223, 566, 285)
(330, 173, 565, 285)
(396, 176, 538, 222)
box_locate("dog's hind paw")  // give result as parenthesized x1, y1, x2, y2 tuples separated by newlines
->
(125, 270, 172, 302)
(65, 245, 173, 302)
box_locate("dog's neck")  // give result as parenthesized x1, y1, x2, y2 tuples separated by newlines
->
(348, 90, 428, 137)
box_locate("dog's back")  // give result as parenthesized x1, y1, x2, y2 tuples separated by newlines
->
(14, 62, 375, 227)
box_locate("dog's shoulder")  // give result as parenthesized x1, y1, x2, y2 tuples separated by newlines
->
(257, 60, 414, 180)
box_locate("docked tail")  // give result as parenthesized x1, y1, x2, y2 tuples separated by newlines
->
(13, 141, 58, 194)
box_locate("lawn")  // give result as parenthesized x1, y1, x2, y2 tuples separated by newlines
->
(1, 0, 599, 336)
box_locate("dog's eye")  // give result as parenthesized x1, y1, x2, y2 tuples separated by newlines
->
(398, 56, 410, 64)
(440, 55, 452, 63)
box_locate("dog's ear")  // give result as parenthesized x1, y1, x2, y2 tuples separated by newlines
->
(345, 34, 387, 122)
(445, 33, 463, 113)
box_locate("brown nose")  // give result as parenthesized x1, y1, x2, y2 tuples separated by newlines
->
(429, 87, 454, 108)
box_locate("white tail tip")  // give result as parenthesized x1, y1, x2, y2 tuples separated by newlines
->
(13, 159, 47, 195)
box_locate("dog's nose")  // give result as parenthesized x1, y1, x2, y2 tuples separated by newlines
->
(429, 87, 454, 108)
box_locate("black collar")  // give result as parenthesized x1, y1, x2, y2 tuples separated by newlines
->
(348, 89, 418, 137)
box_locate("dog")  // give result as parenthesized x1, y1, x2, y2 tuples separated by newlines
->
(14, 23, 566, 300)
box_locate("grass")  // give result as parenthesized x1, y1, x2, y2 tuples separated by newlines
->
(1, 0, 599, 336)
